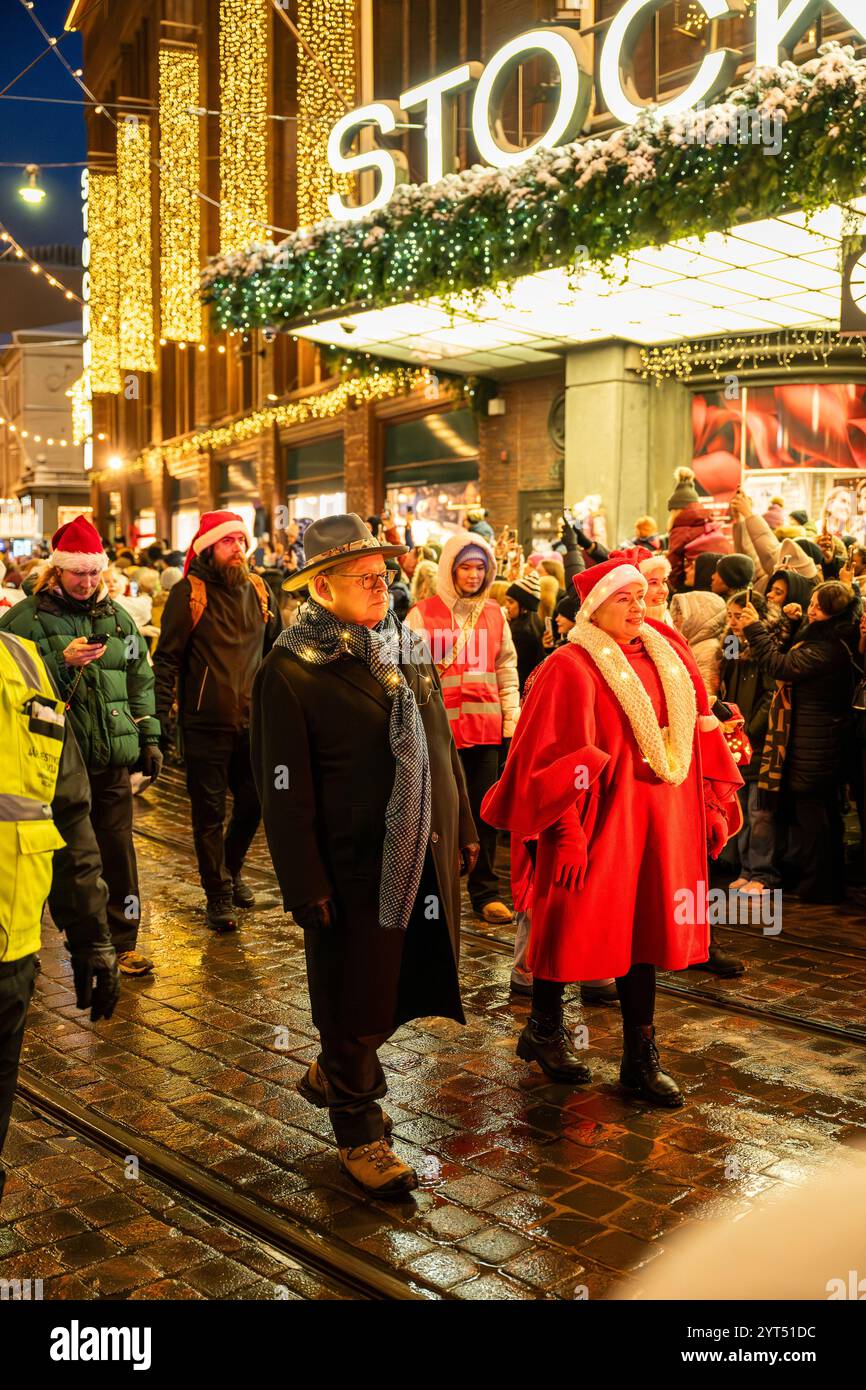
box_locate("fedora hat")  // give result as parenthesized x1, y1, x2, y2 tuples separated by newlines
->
(282, 512, 408, 592)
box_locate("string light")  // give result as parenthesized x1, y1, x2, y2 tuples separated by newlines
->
(219, 0, 268, 254)
(159, 47, 202, 343)
(296, 0, 356, 228)
(84, 172, 121, 393)
(638, 329, 866, 384)
(0, 224, 83, 306)
(117, 117, 157, 372)
(132, 366, 435, 472)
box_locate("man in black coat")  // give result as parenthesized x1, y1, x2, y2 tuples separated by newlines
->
(251, 515, 477, 1198)
(153, 511, 282, 931)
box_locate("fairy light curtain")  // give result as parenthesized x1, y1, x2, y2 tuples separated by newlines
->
(219, 0, 269, 253)
(159, 47, 203, 343)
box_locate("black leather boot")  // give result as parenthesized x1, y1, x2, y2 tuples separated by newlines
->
(620, 1025, 683, 1108)
(688, 926, 745, 978)
(516, 1012, 592, 1084)
(231, 875, 256, 909)
(205, 894, 238, 932)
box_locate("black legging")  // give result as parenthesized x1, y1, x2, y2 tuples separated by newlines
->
(533, 963, 655, 1027)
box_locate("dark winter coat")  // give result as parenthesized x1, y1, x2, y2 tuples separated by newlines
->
(744, 603, 861, 794)
(719, 644, 776, 782)
(250, 640, 476, 1036)
(153, 556, 282, 736)
(0, 584, 159, 770)
(509, 610, 547, 694)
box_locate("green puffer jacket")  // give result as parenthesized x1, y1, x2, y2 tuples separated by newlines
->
(0, 583, 160, 770)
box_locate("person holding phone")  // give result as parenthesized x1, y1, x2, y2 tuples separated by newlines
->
(0, 516, 161, 976)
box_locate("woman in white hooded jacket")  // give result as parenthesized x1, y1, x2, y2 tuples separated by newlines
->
(669, 589, 727, 698)
(407, 530, 520, 924)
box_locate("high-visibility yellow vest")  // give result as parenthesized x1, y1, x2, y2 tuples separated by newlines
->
(0, 631, 68, 962)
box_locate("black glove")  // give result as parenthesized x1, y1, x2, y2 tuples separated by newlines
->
(559, 519, 577, 548)
(574, 526, 593, 551)
(139, 744, 163, 783)
(70, 944, 120, 1022)
(292, 898, 336, 930)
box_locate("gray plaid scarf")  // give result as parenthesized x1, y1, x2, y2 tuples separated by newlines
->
(275, 599, 431, 931)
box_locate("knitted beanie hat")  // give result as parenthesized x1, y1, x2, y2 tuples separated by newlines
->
(667, 467, 700, 511)
(506, 571, 542, 612)
(716, 553, 755, 591)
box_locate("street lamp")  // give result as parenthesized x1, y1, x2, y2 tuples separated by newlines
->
(18, 165, 46, 206)
(107, 454, 124, 471)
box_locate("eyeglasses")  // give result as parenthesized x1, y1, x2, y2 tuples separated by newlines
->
(333, 569, 396, 591)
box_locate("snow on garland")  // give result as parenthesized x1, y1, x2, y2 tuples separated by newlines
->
(202, 44, 866, 333)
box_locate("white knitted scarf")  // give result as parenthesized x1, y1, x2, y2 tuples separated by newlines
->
(568, 621, 697, 785)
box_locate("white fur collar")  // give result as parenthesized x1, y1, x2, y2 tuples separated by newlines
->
(567, 622, 697, 784)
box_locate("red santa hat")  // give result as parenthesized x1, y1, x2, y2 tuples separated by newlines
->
(573, 557, 647, 623)
(611, 545, 672, 580)
(50, 514, 108, 573)
(183, 510, 252, 576)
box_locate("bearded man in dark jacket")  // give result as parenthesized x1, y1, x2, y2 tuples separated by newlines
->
(251, 515, 478, 1198)
(153, 512, 282, 931)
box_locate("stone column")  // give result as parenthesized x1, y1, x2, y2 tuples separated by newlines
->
(564, 343, 691, 544)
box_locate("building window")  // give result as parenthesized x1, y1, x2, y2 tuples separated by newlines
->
(285, 435, 345, 521)
(384, 406, 480, 546)
(160, 341, 196, 440)
(692, 380, 866, 541)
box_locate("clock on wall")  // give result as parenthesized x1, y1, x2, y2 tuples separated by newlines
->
(841, 243, 866, 333)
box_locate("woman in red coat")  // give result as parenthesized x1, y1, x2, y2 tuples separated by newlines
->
(482, 554, 742, 1107)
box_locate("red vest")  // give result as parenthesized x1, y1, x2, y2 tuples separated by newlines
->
(413, 594, 504, 749)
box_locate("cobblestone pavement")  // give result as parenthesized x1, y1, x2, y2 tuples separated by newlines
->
(6, 771, 866, 1301)
(1, 1101, 350, 1301)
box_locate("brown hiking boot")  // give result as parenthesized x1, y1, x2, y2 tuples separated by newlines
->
(480, 901, 514, 924)
(296, 1061, 394, 1136)
(338, 1139, 418, 1197)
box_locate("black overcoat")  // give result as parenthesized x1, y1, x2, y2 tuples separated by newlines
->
(251, 639, 477, 1035)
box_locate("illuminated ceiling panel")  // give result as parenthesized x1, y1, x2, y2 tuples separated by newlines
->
(295, 203, 864, 375)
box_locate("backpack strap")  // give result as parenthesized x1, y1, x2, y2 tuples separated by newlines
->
(248, 572, 271, 624)
(188, 573, 207, 631)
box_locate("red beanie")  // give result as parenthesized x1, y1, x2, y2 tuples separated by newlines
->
(183, 511, 252, 576)
(50, 514, 107, 573)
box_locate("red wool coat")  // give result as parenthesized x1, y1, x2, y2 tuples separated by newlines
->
(482, 620, 743, 982)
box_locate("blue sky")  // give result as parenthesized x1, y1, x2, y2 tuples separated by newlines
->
(0, 0, 85, 248)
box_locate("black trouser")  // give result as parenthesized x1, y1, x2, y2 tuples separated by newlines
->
(458, 743, 503, 909)
(316, 1031, 390, 1148)
(793, 789, 846, 903)
(88, 766, 139, 955)
(183, 727, 261, 899)
(0, 954, 38, 1198)
(532, 963, 656, 1028)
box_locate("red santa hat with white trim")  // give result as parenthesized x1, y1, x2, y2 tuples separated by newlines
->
(610, 544, 672, 581)
(183, 510, 252, 576)
(49, 514, 108, 573)
(573, 555, 648, 622)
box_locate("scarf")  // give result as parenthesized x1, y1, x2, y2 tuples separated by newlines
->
(756, 677, 792, 808)
(568, 621, 697, 784)
(276, 599, 431, 931)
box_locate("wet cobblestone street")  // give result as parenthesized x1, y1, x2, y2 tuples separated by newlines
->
(5, 770, 866, 1301)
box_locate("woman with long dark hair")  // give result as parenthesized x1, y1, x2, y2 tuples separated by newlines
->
(738, 580, 861, 904)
